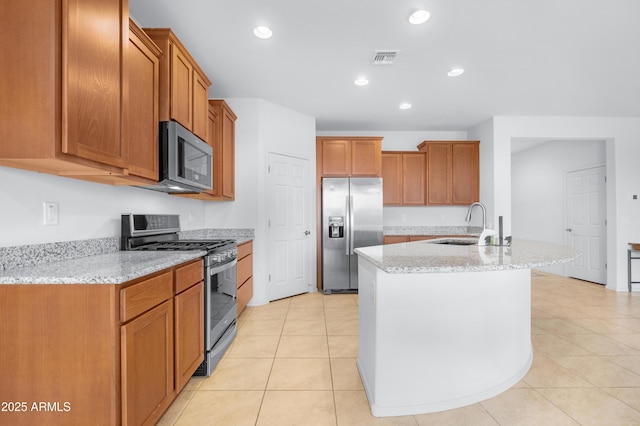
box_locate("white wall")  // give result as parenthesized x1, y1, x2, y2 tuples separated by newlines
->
(511, 140, 606, 274)
(206, 99, 316, 306)
(468, 118, 496, 229)
(316, 130, 484, 227)
(471, 116, 640, 291)
(0, 106, 319, 247)
(0, 166, 206, 247)
(0, 98, 317, 306)
(4, 115, 638, 293)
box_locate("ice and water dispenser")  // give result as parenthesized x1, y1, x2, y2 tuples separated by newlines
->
(328, 216, 344, 238)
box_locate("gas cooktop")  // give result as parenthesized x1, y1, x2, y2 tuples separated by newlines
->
(120, 214, 236, 253)
(131, 239, 236, 252)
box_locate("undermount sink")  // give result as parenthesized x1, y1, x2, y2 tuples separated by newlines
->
(428, 239, 477, 246)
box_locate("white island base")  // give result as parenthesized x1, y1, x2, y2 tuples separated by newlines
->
(357, 257, 533, 417)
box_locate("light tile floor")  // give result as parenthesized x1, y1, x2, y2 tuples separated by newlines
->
(159, 271, 640, 425)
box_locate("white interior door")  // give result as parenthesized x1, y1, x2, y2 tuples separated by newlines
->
(267, 153, 313, 301)
(565, 166, 607, 284)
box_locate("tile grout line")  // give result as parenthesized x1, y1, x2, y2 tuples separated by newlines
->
(253, 298, 290, 425)
(322, 294, 341, 426)
(527, 386, 584, 426)
(163, 278, 640, 424)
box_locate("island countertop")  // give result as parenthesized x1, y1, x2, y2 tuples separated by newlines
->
(0, 251, 206, 285)
(355, 238, 579, 273)
(356, 237, 580, 417)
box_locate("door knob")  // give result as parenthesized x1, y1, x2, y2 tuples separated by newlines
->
(566, 228, 572, 232)
(304, 230, 311, 235)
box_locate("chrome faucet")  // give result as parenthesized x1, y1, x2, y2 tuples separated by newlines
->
(465, 202, 486, 230)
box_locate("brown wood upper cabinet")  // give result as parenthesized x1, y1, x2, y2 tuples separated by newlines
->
(381, 152, 426, 205)
(317, 137, 383, 176)
(0, 0, 159, 185)
(418, 141, 480, 205)
(175, 100, 237, 201)
(143, 28, 212, 141)
(125, 19, 162, 182)
(209, 100, 237, 200)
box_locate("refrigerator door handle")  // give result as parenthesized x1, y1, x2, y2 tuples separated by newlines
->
(349, 195, 355, 255)
(345, 195, 350, 255)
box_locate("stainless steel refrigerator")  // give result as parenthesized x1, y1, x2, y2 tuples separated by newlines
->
(322, 177, 383, 293)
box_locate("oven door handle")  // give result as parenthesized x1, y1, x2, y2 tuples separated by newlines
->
(209, 258, 237, 276)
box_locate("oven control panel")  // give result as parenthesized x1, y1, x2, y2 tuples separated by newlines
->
(209, 248, 237, 266)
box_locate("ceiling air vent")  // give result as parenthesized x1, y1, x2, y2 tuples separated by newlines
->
(371, 50, 399, 65)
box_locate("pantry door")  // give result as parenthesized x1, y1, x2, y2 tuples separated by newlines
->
(266, 153, 314, 301)
(565, 166, 607, 284)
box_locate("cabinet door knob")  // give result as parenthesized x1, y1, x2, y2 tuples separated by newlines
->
(566, 228, 572, 232)
(304, 230, 311, 235)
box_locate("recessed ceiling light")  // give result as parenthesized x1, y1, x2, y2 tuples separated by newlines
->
(253, 26, 272, 39)
(354, 77, 369, 86)
(409, 10, 431, 25)
(399, 103, 412, 110)
(447, 68, 465, 77)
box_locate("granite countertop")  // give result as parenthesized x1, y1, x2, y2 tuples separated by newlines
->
(179, 228, 254, 244)
(0, 228, 255, 284)
(355, 237, 580, 273)
(0, 251, 206, 285)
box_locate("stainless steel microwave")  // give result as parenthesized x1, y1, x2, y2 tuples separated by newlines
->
(142, 121, 213, 193)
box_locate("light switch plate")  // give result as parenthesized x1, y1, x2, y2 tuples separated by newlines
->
(43, 201, 59, 226)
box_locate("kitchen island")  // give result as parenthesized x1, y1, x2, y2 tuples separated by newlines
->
(355, 238, 578, 417)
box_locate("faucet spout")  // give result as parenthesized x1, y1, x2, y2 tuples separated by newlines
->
(465, 202, 486, 230)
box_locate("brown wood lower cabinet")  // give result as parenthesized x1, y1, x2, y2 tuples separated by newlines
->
(383, 235, 436, 244)
(0, 258, 204, 426)
(121, 299, 174, 426)
(383, 235, 473, 244)
(383, 235, 411, 244)
(174, 277, 205, 393)
(237, 241, 254, 315)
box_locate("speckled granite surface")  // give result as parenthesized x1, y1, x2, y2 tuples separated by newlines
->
(355, 238, 580, 273)
(0, 251, 205, 284)
(0, 229, 254, 273)
(179, 228, 254, 244)
(0, 237, 120, 271)
(384, 226, 482, 236)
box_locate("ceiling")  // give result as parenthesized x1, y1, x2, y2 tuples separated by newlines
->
(129, 0, 640, 132)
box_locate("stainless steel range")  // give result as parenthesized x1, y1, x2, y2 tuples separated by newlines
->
(121, 214, 237, 376)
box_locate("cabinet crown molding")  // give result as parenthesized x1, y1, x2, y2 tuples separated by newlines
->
(143, 28, 212, 86)
(417, 140, 480, 149)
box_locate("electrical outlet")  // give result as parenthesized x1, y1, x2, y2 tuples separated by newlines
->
(43, 201, 59, 226)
